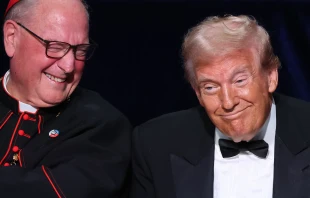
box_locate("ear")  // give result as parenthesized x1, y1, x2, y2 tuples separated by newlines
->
(267, 67, 278, 93)
(3, 20, 19, 58)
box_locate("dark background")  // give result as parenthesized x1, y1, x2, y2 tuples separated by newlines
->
(1, 0, 310, 126)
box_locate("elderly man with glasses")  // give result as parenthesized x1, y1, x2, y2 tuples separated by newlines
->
(1, 0, 132, 197)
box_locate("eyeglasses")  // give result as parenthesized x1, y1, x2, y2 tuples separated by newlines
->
(16, 22, 97, 61)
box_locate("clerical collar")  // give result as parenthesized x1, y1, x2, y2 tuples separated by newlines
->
(215, 100, 276, 146)
(3, 70, 37, 113)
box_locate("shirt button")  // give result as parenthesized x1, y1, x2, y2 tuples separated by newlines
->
(23, 114, 29, 120)
(4, 163, 10, 166)
(12, 146, 19, 152)
(18, 130, 25, 136)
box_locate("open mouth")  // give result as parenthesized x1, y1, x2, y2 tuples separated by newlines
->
(44, 73, 66, 83)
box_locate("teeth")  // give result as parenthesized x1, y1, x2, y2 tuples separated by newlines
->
(45, 73, 66, 83)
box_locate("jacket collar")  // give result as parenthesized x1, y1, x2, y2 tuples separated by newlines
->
(178, 93, 310, 165)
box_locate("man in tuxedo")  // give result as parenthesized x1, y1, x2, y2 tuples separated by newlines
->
(130, 15, 310, 198)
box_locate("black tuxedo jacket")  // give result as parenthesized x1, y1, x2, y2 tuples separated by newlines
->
(130, 93, 310, 198)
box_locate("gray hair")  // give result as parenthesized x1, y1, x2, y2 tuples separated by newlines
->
(182, 15, 280, 87)
(4, 0, 89, 23)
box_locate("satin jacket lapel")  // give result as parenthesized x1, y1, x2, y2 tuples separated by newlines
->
(273, 94, 310, 198)
(171, 108, 215, 198)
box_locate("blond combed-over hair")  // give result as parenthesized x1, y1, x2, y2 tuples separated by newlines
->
(182, 15, 281, 87)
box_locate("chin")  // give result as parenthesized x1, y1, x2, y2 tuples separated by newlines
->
(40, 96, 67, 107)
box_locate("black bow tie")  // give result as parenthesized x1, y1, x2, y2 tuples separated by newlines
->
(218, 139, 269, 158)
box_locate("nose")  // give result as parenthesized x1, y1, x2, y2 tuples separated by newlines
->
(220, 85, 239, 111)
(57, 49, 75, 74)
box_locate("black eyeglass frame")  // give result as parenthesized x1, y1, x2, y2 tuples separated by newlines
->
(16, 22, 97, 61)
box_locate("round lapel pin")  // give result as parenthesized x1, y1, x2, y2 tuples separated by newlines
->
(49, 129, 59, 138)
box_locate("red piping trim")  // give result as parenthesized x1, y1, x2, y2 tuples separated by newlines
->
(38, 115, 42, 134)
(23, 111, 37, 121)
(47, 168, 67, 198)
(42, 165, 62, 198)
(0, 113, 23, 165)
(23, 111, 37, 115)
(18, 149, 22, 167)
(0, 111, 13, 129)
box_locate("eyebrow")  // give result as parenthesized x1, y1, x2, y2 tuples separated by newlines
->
(197, 66, 251, 85)
(231, 67, 250, 78)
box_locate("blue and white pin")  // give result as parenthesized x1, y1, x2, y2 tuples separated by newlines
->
(49, 129, 60, 138)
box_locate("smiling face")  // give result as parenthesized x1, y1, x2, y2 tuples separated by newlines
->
(3, 0, 89, 107)
(194, 50, 278, 142)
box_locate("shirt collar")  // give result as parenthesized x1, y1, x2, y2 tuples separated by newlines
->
(3, 71, 37, 113)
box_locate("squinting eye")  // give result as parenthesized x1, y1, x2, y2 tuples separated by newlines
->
(235, 77, 249, 86)
(202, 85, 218, 94)
(48, 44, 67, 52)
(76, 50, 87, 56)
(48, 47, 64, 52)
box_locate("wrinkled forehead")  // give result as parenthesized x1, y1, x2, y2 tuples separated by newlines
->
(195, 47, 260, 69)
(193, 48, 263, 80)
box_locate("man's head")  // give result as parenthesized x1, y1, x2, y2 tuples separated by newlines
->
(182, 15, 280, 142)
(3, 0, 95, 108)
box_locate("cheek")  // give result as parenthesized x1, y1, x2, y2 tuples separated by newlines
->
(237, 87, 251, 96)
(17, 50, 55, 75)
(75, 61, 85, 72)
(238, 80, 268, 101)
(19, 40, 44, 59)
(200, 95, 220, 114)
(73, 62, 85, 76)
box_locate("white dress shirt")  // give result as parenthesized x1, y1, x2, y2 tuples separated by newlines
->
(3, 71, 37, 113)
(214, 101, 276, 198)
